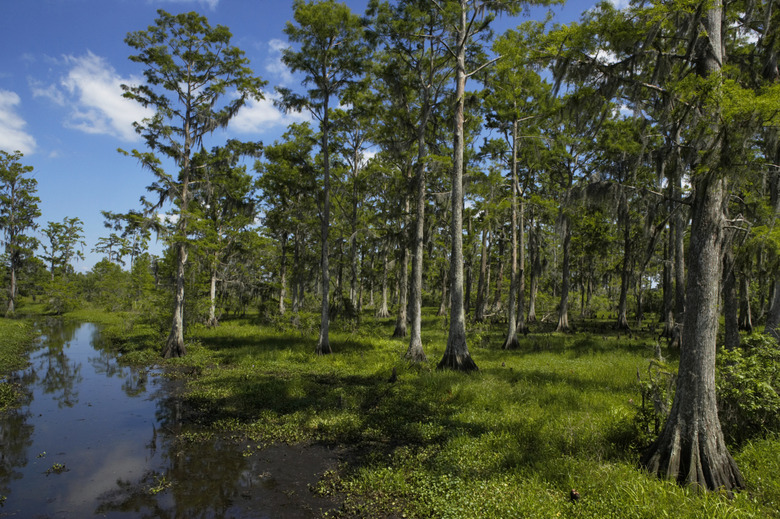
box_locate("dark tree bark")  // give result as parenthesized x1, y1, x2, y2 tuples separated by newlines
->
(642, 173, 744, 490)
(642, 3, 743, 490)
(738, 275, 753, 332)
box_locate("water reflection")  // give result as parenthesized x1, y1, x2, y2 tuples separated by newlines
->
(0, 321, 339, 518)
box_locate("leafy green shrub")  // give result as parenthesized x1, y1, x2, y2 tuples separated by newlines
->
(45, 276, 79, 314)
(629, 358, 676, 451)
(717, 333, 780, 445)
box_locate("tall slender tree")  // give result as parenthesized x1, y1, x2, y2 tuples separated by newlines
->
(0, 151, 40, 317)
(278, 0, 368, 355)
(434, 0, 559, 371)
(482, 23, 549, 348)
(121, 10, 264, 358)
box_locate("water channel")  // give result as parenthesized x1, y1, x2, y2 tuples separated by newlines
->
(0, 320, 340, 518)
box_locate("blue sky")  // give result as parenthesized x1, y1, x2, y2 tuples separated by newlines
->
(0, 0, 596, 271)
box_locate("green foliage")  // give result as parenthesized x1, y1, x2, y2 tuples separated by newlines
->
(0, 318, 36, 411)
(717, 334, 780, 446)
(631, 359, 677, 452)
(44, 275, 80, 315)
(82, 259, 131, 312)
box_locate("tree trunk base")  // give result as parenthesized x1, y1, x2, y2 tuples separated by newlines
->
(162, 338, 186, 359)
(502, 332, 519, 350)
(316, 339, 332, 355)
(392, 323, 407, 338)
(436, 352, 478, 372)
(641, 421, 745, 492)
(405, 342, 427, 363)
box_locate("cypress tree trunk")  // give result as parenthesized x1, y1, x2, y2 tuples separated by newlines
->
(723, 246, 740, 350)
(491, 234, 504, 312)
(475, 225, 489, 322)
(465, 213, 473, 315)
(163, 239, 188, 358)
(738, 276, 753, 332)
(316, 101, 332, 356)
(292, 233, 301, 315)
(393, 187, 411, 338)
(279, 234, 287, 317)
(556, 215, 571, 332)
(6, 260, 16, 318)
(617, 191, 632, 330)
(642, 4, 743, 490)
(528, 219, 540, 323)
(207, 257, 219, 328)
(503, 119, 520, 349)
(439, 4, 477, 371)
(515, 191, 527, 334)
(406, 128, 428, 362)
(674, 177, 687, 322)
(437, 264, 448, 316)
(377, 243, 390, 318)
(642, 173, 743, 490)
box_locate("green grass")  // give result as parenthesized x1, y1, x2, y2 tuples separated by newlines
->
(0, 318, 38, 411)
(85, 309, 780, 517)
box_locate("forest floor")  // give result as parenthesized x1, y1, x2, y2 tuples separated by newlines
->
(5, 306, 780, 518)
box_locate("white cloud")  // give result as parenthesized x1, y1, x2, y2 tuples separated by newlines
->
(606, 0, 630, 8)
(265, 39, 293, 85)
(34, 52, 153, 142)
(152, 0, 219, 11)
(0, 90, 36, 155)
(231, 91, 309, 134)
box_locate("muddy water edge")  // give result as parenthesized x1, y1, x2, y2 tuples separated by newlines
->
(0, 320, 341, 518)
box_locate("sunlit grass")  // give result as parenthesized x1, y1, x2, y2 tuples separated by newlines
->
(93, 308, 778, 518)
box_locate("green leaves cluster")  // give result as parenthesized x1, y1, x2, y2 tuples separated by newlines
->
(717, 334, 780, 446)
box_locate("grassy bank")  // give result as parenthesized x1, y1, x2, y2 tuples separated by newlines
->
(0, 318, 38, 411)
(86, 309, 780, 517)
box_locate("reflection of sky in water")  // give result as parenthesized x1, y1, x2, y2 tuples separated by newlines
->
(0, 321, 340, 518)
(0, 322, 165, 517)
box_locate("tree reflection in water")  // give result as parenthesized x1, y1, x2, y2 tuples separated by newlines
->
(0, 320, 339, 518)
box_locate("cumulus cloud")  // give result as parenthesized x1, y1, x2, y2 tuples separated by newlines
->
(231, 91, 309, 134)
(0, 90, 36, 155)
(265, 39, 294, 85)
(33, 52, 153, 142)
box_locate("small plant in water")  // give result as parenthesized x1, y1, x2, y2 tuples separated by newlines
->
(149, 473, 171, 495)
(46, 463, 67, 475)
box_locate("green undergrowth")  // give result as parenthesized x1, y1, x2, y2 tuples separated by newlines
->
(0, 318, 38, 411)
(89, 310, 780, 518)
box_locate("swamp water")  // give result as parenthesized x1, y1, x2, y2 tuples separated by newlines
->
(0, 321, 340, 518)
